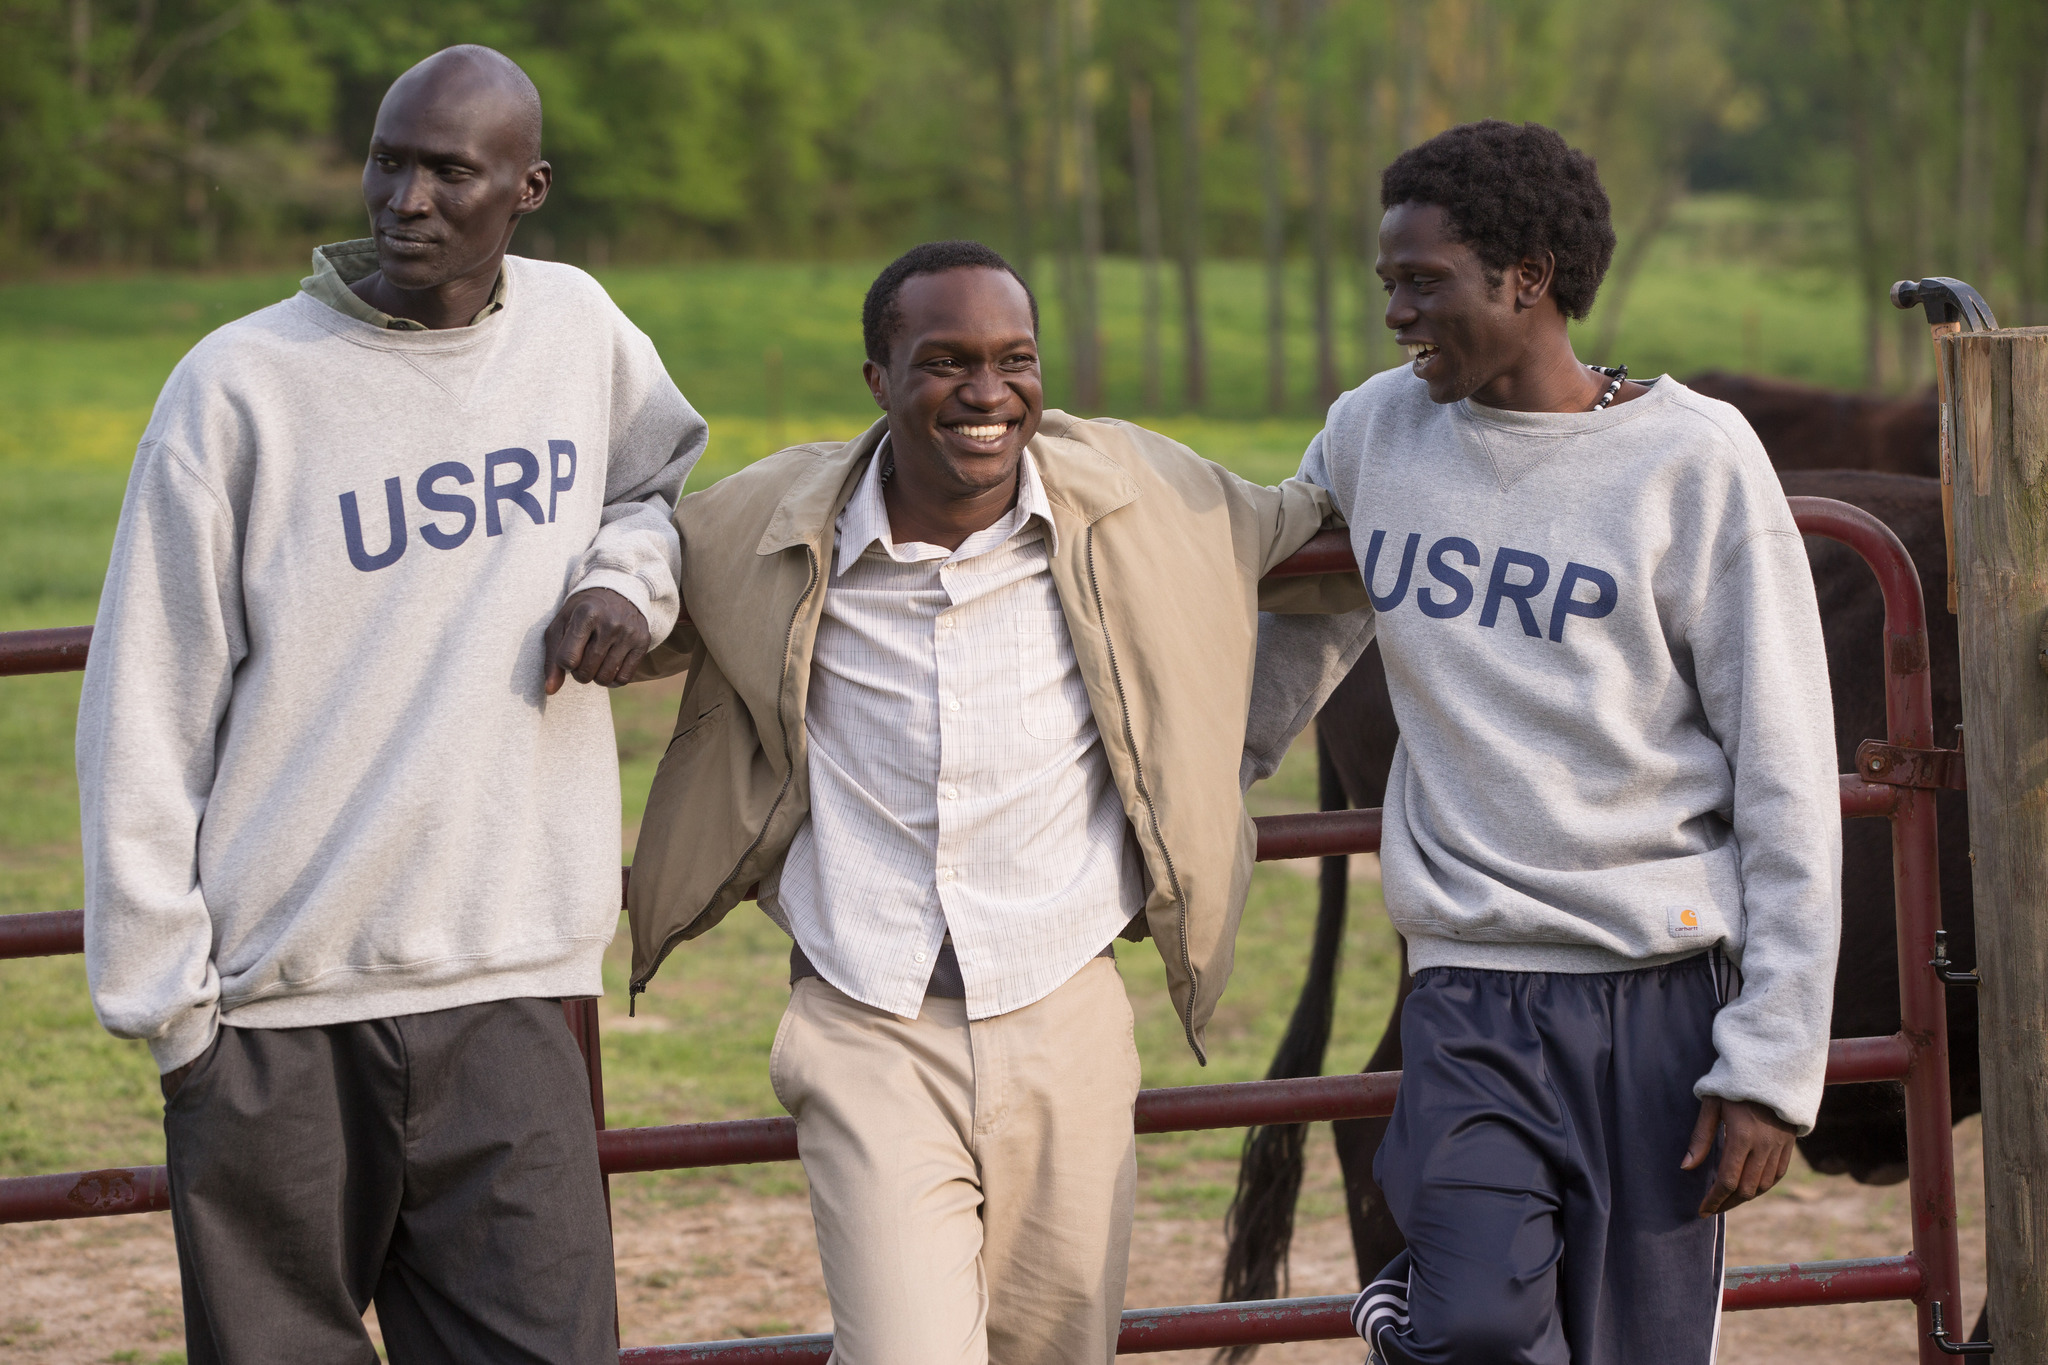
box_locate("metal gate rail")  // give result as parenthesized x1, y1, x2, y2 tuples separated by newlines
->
(0, 500, 1968, 1361)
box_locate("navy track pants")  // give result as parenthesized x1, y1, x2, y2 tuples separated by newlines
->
(1352, 954, 1730, 1365)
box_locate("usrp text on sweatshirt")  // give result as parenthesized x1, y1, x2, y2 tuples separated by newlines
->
(1246, 370, 1841, 1132)
(78, 250, 707, 1072)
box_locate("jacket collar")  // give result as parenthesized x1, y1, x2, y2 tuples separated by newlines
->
(754, 410, 1137, 559)
(756, 419, 886, 556)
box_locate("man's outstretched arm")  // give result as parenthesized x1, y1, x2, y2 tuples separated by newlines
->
(542, 311, 707, 693)
(1237, 427, 1377, 788)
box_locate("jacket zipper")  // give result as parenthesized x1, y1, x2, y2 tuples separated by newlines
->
(631, 545, 821, 1014)
(1085, 526, 1205, 1064)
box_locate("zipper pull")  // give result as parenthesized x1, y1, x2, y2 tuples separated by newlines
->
(629, 982, 643, 1018)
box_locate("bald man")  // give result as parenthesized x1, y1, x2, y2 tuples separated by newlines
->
(78, 45, 704, 1363)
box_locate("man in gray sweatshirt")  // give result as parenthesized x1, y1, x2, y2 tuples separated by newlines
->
(1247, 121, 1840, 1365)
(76, 46, 705, 1363)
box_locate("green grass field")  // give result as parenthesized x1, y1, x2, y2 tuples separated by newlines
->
(0, 213, 1871, 1208)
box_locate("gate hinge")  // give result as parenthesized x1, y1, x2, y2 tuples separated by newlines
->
(1855, 733, 1966, 791)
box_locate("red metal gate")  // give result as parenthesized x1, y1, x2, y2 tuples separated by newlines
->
(0, 496, 1972, 1361)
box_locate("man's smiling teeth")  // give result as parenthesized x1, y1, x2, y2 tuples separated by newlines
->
(950, 422, 1011, 441)
(1405, 343, 1438, 361)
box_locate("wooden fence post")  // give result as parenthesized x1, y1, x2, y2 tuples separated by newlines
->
(1946, 323, 2048, 1359)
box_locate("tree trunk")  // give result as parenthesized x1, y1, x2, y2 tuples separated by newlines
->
(1842, 0, 1887, 391)
(1355, 56, 1386, 382)
(1396, 0, 1423, 149)
(1176, 0, 1207, 411)
(1069, 0, 1104, 413)
(2021, 47, 2048, 325)
(988, 2, 1033, 270)
(1041, 1, 1081, 407)
(1591, 174, 1682, 364)
(1895, 36, 1933, 391)
(1957, 4, 1992, 291)
(1305, 0, 1338, 408)
(1129, 80, 1165, 413)
(1946, 327, 2048, 1365)
(1258, 0, 1286, 415)
(69, 0, 91, 94)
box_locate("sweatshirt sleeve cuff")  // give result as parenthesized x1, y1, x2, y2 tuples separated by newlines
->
(1693, 1064, 1818, 1136)
(147, 1003, 220, 1074)
(572, 567, 676, 642)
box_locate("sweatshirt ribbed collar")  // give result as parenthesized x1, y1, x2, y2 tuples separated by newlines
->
(1453, 374, 1674, 437)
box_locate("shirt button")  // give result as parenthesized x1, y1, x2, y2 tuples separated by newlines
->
(948, 699, 961, 711)
(914, 951, 927, 964)
(940, 867, 955, 881)
(944, 786, 959, 800)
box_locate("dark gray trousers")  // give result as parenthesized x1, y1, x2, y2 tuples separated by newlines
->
(164, 997, 616, 1365)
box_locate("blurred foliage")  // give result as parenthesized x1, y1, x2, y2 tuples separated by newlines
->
(2, 1, 2043, 364)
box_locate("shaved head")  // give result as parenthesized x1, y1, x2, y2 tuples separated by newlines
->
(385, 45, 543, 164)
(354, 44, 553, 325)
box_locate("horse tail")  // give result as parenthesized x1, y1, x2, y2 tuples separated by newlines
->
(1215, 728, 1350, 1359)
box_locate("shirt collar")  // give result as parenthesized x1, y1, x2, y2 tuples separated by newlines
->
(299, 239, 509, 331)
(833, 437, 1060, 578)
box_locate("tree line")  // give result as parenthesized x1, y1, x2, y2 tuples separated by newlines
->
(4, 0, 2045, 403)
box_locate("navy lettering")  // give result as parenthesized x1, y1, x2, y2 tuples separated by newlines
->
(1548, 561, 1618, 641)
(416, 461, 476, 550)
(339, 477, 406, 572)
(548, 440, 578, 523)
(1416, 537, 1480, 619)
(1362, 530, 1420, 612)
(1480, 547, 1551, 635)
(484, 447, 544, 536)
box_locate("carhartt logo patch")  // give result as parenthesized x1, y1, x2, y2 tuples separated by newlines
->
(1668, 905, 1703, 937)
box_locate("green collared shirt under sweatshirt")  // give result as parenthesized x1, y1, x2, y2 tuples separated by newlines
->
(299, 237, 508, 330)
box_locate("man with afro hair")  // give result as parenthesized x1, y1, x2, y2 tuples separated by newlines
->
(1245, 120, 1840, 1364)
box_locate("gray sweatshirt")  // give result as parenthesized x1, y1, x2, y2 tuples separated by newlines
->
(78, 249, 707, 1072)
(1246, 369, 1841, 1131)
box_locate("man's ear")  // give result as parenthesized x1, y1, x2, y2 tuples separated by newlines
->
(516, 161, 552, 216)
(1513, 251, 1557, 312)
(863, 359, 890, 412)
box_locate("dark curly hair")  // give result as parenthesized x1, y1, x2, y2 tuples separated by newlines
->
(1381, 120, 1615, 320)
(863, 240, 1039, 365)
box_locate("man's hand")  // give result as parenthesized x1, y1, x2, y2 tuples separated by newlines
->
(1683, 1095, 1797, 1216)
(543, 587, 650, 695)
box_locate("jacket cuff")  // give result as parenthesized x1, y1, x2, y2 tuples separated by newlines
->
(148, 1002, 220, 1074)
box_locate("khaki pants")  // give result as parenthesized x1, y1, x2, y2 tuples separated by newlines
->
(769, 956, 1142, 1365)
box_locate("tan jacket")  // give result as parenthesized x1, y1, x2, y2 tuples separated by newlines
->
(627, 412, 1366, 1060)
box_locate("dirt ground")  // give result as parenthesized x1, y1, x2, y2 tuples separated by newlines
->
(0, 1117, 1987, 1363)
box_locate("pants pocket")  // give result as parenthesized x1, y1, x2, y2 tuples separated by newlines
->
(767, 986, 803, 1115)
(163, 1025, 229, 1112)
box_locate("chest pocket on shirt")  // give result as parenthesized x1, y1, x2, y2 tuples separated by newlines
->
(1015, 608, 1095, 740)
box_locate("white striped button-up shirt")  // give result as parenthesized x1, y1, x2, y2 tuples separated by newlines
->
(774, 443, 1143, 1020)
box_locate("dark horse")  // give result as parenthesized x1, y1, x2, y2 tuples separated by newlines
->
(1220, 467, 1982, 1343)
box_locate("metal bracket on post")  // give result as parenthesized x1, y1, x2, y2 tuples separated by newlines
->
(1930, 931, 1980, 988)
(1892, 278, 1998, 616)
(1929, 1302, 1994, 1355)
(1855, 735, 1967, 791)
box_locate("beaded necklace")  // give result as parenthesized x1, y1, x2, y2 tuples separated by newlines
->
(1590, 363, 1629, 411)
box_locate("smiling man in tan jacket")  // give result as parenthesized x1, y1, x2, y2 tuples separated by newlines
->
(627, 241, 1362, 1364)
